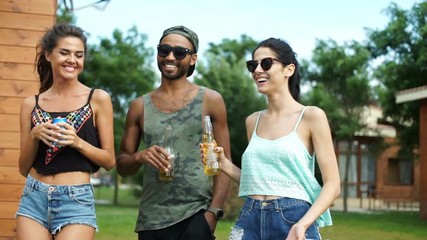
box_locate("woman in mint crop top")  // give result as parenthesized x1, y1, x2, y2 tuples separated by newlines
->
(16, 24, 115, 240)
(201, 38, 340, 240)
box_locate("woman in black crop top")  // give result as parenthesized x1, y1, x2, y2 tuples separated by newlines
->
(15, 23, 115, 240)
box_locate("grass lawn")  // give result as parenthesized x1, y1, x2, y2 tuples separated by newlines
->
(94, 186, 427, 240)
(320, 211, 427, 240)
(95, 204, 427, 240)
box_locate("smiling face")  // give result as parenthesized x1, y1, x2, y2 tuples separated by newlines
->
(45, 36, 85, 82)
(157, 33, 197, 81)
(251, 47, 284, 94)
(251, 47, 296, 95)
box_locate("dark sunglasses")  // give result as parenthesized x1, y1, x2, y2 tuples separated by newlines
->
(157, 44, 193, 60)
(246, 57, 287, 73)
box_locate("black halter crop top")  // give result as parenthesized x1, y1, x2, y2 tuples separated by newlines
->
(31, 89, 101, 175)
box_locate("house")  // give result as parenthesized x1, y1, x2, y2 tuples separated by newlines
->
(0, 0, 56, 238)
(396, 85, 427, 219)
(336, 104, 420, 209)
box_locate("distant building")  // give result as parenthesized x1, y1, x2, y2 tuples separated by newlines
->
(336, 104, 419, 208)
(395, 85, 427, 219)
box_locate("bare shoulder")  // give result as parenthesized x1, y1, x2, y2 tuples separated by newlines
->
(245, 111, 259, 126)
(123, 95, 145, 120)
(202, 87, 226, 117)
(129, 95, 144, 109)
(246, 111, 261, 128)
(203, 87, 224, 102)
(303, 106, 328, 122)
(92, 89, 112, 103)
(21, 95, 36, 109)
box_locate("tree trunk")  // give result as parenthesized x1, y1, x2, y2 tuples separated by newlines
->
(343, 139, 353, 213)
(113, 171, 119, 205)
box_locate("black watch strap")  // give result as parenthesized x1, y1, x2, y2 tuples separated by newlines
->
(207, 207, 224, 220)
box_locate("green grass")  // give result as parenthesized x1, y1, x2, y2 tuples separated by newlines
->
(95, 206, 427, 240)
(93, 186, 140, 207)
(96, 205, 138, 240)
(94, 186, 427, 240)
(320, 211, 427, 240)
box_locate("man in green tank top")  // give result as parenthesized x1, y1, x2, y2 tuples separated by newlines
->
(116, 25, 231, 240)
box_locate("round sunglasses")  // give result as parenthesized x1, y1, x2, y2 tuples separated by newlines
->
(157, 44, 193, 60)
(246, 57, 287, 73)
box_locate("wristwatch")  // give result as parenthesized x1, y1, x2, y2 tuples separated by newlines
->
(207, 207, 224, 220)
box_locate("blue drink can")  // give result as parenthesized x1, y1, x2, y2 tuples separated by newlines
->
(52, 117, 66, 146)
(52, 117, 67, 125)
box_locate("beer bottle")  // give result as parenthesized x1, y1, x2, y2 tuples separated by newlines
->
(202, 116, 220, 176)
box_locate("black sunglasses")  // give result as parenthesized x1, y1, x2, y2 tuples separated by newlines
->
(246, 57, 287, 73)
(157, 44, 193, 60)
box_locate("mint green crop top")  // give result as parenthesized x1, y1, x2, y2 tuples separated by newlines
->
(239, 106, 332, 227)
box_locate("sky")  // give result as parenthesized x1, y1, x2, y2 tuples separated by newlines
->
(71, 0, 420, 61)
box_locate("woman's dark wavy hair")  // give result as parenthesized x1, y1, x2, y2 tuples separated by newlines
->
(251, 38, 300, 101)
(35, 23, 88, 93)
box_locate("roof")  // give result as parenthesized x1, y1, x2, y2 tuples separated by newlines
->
(395, 85, 427, 104)
(355, 105, 396, 138)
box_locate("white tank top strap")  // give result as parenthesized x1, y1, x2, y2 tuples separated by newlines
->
(293, 106, 308, 132)
(253, 110, 264, 135)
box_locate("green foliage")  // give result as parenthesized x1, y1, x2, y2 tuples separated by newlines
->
(194, 35, 263, 167)
(56, 3, 157, 155)
(301, 39, 372, 212)
(301, 40, 372, 140)
(206, 34, 258, 63)
(76, 26, 156, 203)
(366, 1, 427, 160)
(56, 1, 76, 24)
(79, 26, 157, 151)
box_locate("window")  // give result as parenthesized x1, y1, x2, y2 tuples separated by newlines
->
(386, 158, 413, 185)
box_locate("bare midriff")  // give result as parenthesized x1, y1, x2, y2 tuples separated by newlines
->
(249, 195, 282, 200)
(29, 168, 90, 185)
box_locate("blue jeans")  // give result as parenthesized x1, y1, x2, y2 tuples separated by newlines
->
(229, 197, 321, 240)
(16, 175, 98, 235)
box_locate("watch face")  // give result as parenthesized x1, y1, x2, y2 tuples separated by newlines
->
(217, 210, 224, 219)
(208, 207, 224, 220)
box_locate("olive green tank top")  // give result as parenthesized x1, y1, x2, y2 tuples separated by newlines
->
(135, 86, 212, 231)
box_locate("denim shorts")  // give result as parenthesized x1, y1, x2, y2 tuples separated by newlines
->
(16, 175, 98, 235)
(229, 197, 321, 240)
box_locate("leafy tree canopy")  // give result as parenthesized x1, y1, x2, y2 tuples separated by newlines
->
(195, 35, 264, 167)
(301, 39, 372, 140)
(366, 2, 427, 159)
(79, 26, 157, 152)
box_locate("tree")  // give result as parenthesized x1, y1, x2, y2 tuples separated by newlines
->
(206, 34, 258, 65)
(79, 27, 157, 204)
(193, 35, 266, 218)
(366, 1, 427, 160)
(301, 39, 372, 212)
(81, 26, 156, 122)
(194, 35, 263, 168)
(56, 1, 75, 24)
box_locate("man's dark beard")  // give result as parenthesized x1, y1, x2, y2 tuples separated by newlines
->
(159, 62, 190, 80)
